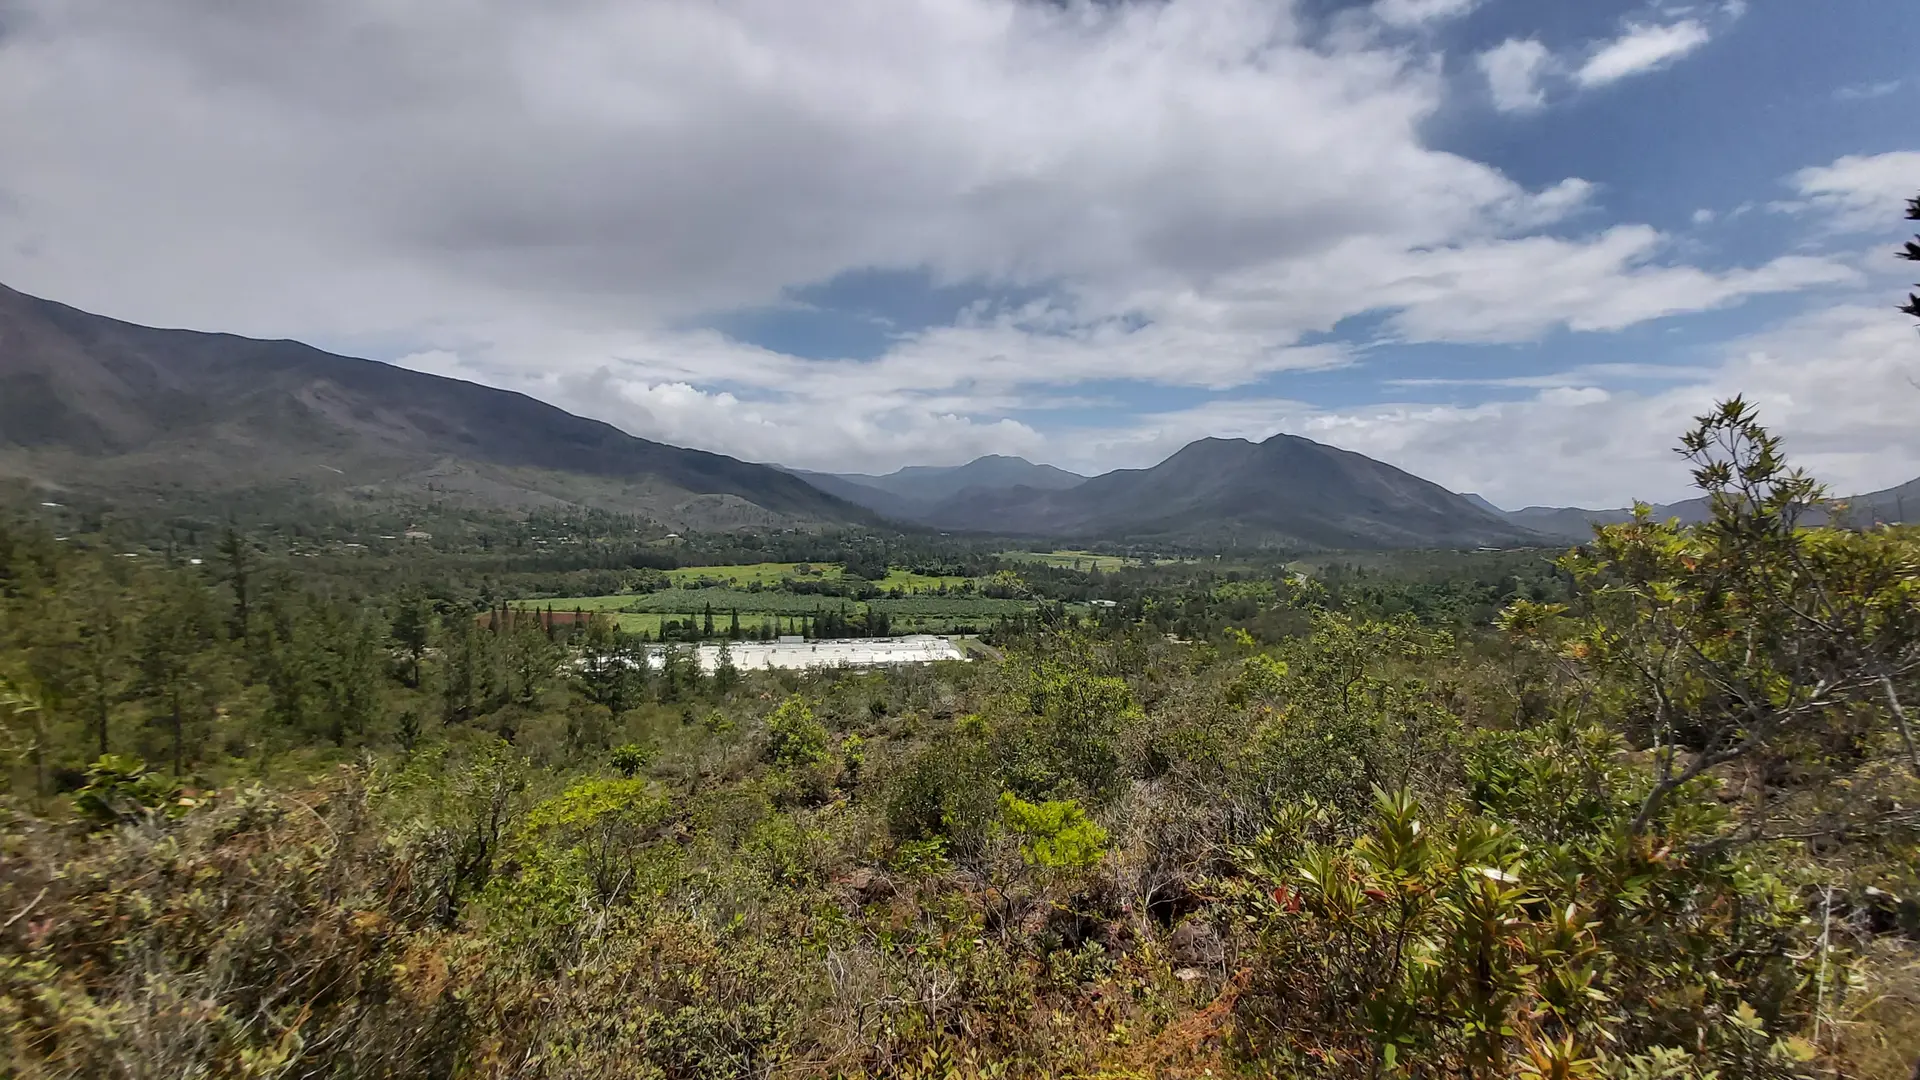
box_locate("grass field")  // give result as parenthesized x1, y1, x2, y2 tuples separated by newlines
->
(1001, 549, 1140, 571)
(665, 563, 971, 593)
(515, 590, 1066, 637)
(666, 562, 842, 587)
(874, 568, 972, 592)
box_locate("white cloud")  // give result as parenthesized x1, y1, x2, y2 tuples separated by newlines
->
(1575, 20, 1713, 87)
(0, 0, 1881, 489)
(1477, 38, 1552, 113)
(1787, 151, 1920, 232)
(1087, 304, 1920, 508)
(1691, 208, 1716, 225)
(1835, 79, 1903, 102)
(1371, 0, 1480, 29)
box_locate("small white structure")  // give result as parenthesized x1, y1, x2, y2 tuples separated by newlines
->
(653, 635, 967, 672)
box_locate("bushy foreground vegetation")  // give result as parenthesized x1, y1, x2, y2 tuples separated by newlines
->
(0, 403, 1915, 1079)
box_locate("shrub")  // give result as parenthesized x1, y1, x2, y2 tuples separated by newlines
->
(763, 696, 830, 769)
(999, 793, 1108, 871)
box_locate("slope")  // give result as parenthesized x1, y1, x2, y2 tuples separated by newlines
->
(916, 434, 1541, 550)
(791, 455, 1086, 519)
(0, 283, 871, 529)
(1494, 475, 1919, 542)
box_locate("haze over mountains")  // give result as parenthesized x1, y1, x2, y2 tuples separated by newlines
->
(787, 457, 1088, 523)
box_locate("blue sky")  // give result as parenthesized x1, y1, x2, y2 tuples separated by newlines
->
(0, 0, 1915, 506)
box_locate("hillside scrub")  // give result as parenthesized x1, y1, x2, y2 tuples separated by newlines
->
(0, 406, 1914, 1078)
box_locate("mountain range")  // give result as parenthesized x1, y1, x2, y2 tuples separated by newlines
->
(883, 437, 1536, 549)
(1469, 476, 1918, 542)
(4, 281, 1907, 550)
(786, 456, 1087, 522)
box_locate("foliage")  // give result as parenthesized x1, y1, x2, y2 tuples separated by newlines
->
(763, 695, 830, 768)
(0, 396, 1915, 1078)
(1549, 398, 1920, 837)
(516, 774, 670, 904)
(609, 741, 656, 777)
(998, 792, 1108, 870)
(1237, 786, 1820, 1076)
(69, 754, 186, 827)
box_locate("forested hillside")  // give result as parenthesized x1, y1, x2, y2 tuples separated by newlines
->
(0, 402, 1915, 1078)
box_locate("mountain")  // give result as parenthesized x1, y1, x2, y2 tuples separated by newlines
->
(0, 283, 872, 529)
(1460, 493, 1507, 518)
(1834, 476, 1920, 526)
(790, 455, 1085, 518)
(1500, 505, 1649, 542)
(911, 434, 1541, 549)
(840, 456, 1086, 502)
(1489, 476, 1920, 542)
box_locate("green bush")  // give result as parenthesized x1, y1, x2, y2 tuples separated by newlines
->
(999, 793, 1108, 870)
(763, 695, 830, 768)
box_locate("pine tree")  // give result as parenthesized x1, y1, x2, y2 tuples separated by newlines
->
(136, 579, 221, 774)
(578, 615, 639, 715)
(218, 526, 253, 641)
(391, 589, 434, 689)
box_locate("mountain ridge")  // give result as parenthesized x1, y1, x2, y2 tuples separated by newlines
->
(0, 282, 874, 529)
(786, 455, 1085, 519)
(907, 433, 1540, 549)
(1481, 476, 1919, 542)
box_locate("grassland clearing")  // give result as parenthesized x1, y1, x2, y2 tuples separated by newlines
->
(872, 567, 972, 592)
(666, 561, 841, 587)
(1001, 549, 1139, 571)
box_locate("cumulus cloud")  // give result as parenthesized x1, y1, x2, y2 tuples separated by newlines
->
(0, 0, 1882, 488)
(1575, 20, 1713, 87)
(1370, 0, 1480, 29)
(1091, 304, 1920, 508)
(1477, 38, 1552, 113)
(1786, 151, 1920, 232)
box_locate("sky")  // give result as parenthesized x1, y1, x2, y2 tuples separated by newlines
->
(0, 0, 1915, 509)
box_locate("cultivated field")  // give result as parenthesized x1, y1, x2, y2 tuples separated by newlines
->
(665, 561, 841, 586)
(1000, 549, 1140, 571)
(514, 589, 1070, 637)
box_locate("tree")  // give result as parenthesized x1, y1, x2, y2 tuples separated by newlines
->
(55, 564, 131, 760)
(504, 618, 563, 706)
(577, 615, 640, 715)
(442, 612, 487, 725)
(1551, 398, 1920, 837)
(390, 590, 434, 689)
(135, 579, 222, 774)
(317, 606, 382, 746)
(218, 526, 253, 641)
